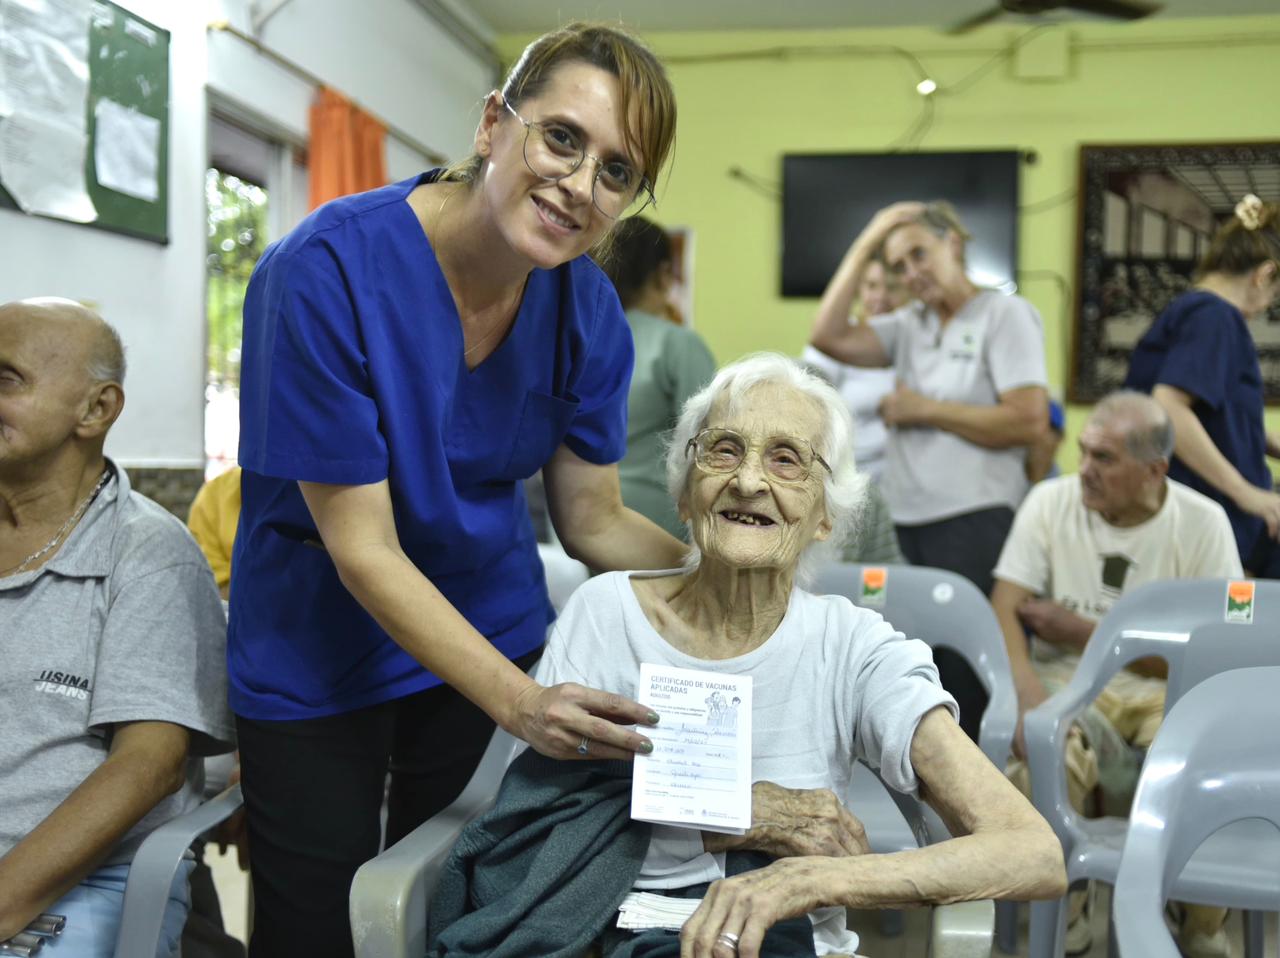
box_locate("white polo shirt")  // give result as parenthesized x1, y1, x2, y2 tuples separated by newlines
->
(871, 290, 1047, 524)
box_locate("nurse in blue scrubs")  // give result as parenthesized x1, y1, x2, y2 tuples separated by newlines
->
(1125, 194, 1280, 575)
(227, 23, 682, 955)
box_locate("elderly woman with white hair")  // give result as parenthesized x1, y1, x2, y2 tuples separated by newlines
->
(513, 353, 1065, 958)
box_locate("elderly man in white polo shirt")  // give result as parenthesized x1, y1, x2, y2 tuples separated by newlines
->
(994, 391, 1239, 958)
(0, 298, 233, 956)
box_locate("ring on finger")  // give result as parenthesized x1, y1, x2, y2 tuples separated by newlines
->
(577, 736, 590, 756)
(716, 931, 740, 951)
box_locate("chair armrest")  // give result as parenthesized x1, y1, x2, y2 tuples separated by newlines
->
(115, 784, 244, 957)
(350, 727, 519, 958)
(1022, 628, 1180, 854)
(1022, 676, 1094, 852)
(349, 802, 493, 958)
(976, 676, 1017, 772)
(930, 899, 995, 958)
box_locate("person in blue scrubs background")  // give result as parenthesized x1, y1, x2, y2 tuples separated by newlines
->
(228, 23, 683, 956)
(1125, 195, 1280, 576)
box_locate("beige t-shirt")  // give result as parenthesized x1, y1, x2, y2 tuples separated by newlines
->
(993, 474, 1242, 700)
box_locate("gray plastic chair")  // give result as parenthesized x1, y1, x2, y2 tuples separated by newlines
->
(810, 561, 1021, 952)
(114, 782, 245, 956)
(1112, 666, 1280, 958)
(1022, 578, 1280, 958)
(349, 723, 996, 958)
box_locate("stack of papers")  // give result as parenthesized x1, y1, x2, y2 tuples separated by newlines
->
(616, 891, 702, 932)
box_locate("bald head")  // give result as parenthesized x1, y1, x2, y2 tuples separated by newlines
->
(1089, 391, 1174, 463)
(0, 297, 126, 388)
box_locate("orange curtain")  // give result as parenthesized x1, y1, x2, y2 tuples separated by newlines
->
(308, 87, 388, 210)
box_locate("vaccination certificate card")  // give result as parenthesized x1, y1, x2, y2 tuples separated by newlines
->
(632, 663, 752, 833)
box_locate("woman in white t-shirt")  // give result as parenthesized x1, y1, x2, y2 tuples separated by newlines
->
(533, 355, 1065, 957)
(809, 201, 1049, 738)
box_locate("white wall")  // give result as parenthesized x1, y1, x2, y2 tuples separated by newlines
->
(207, 0, 497, 178)
(0, 0, 496, 467)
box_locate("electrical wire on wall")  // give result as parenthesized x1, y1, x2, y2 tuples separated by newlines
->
(726, 166, 780, 199)
(673, 32, 1040, 197)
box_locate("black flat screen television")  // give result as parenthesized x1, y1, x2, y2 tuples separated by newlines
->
(781, 151, 1020, 298)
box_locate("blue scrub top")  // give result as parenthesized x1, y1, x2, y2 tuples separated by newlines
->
(1124, 289, 1269, 561)
(228, 172, 634, 720)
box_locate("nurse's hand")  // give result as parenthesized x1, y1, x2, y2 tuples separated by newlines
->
(511, 681, 659, 760)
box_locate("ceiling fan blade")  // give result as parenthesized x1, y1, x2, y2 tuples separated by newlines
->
(943, 5, 1007, 34)
(1061, 0, 1163, 20)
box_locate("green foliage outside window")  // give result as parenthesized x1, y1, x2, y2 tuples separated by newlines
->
(206, 168, 268, 388)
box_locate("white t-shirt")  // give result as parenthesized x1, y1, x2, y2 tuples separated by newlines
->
(801, 345, 895, 482)
(993, 475, 1242, 697)
(870, 291, 1047, 524)
(534, 570, 957, 955)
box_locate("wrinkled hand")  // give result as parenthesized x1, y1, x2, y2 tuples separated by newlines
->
(1235, 485, 1280, 539)
(511, 681, 657, 761)
(878, 383, 935, 427)
(680, 857, 832, 958)
(710, 782, 869, 859)
(214, 758, 250, 870)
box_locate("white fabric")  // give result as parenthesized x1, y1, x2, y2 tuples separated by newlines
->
(870, 290, 1047, 524)
(801, 345, 895, 482)
(534, 569, 957, 955)
(993, 474, 1242, 698)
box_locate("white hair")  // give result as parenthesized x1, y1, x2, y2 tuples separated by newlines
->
(665, 352, 868, 582)
(1091, 390, 1174, 463)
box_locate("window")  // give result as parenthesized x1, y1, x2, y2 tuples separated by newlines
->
(205, 168, 268, 476)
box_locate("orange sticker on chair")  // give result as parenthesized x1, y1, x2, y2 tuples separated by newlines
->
(860, 567, 887, 606)
(1225, 580, 1255, 624)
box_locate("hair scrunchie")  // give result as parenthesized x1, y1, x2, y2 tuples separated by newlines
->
(1235, 193, 1264, 231)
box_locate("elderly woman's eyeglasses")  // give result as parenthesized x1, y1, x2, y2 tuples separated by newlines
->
(503, 99, 654, 220)
(685, 428, 832, 484)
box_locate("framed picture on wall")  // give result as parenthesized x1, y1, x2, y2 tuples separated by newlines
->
(1070, 141, 1280, 403)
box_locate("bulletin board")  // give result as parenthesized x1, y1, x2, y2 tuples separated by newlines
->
(0, 0, 170, 243)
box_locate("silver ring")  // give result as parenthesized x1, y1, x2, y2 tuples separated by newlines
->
(577, 736, 590, 756)
(716, 931, 740, 950)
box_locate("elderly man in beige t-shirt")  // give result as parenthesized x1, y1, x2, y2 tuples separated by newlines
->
(992, 390, 1240, 958)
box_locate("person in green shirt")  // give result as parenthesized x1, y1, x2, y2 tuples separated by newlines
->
(600, 218, 717, 540)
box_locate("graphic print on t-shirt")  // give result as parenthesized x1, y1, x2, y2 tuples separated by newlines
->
(1100, 553, 1134, 595)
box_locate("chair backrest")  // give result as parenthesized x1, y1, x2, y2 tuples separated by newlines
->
(537, 543, 590, 615)
(1112, 666, 1280, 958)
(810, 562, 1015, 768)
(1064, 578, 1280, 716)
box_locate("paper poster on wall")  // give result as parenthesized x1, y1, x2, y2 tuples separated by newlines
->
(0, 0, 96, 219)
(0, 110, 95, 220)
(0, 0, 92, 124)
(94, 96, 157, 200)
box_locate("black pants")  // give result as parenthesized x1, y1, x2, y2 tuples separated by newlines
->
(235, 650, 538, 958)
(896, 506, 1014, 742)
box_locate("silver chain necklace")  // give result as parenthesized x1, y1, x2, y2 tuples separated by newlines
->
(1, 470, 111, 577)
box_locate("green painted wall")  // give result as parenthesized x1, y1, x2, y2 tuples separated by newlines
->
(501, 16, 1280, 471)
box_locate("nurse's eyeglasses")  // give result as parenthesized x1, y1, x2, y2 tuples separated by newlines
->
(502, 98, 655, 220)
